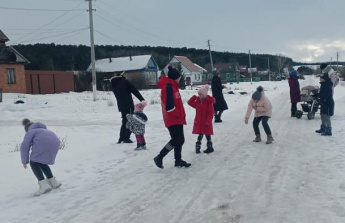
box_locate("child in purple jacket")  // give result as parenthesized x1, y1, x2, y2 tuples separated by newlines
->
(21, 119, 61, 196)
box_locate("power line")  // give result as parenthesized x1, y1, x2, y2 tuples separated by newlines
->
(3, 28, 84, 31)
(94, 29, 123, 45)
(97, 1, 143, 25)
(95, 5, 204, 48)
(6, 29, 85, 35)
(18, 28, 89, 44)
(47, 0, 85, 1)
(95, 8, 163, 40)
(0, 6, 84, 12)
(54, 28, 88, 43)
(11, 1, 84, 44)
(51, 10, 86, 29)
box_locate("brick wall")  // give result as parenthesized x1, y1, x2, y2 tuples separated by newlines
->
(0, 64, 26, 93)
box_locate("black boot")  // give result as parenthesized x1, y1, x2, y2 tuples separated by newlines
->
(174, 160, 191, 168)
(195, 141, 201, 154)
(153, 156, 164, 169)
(153, 146, 171, 169)
(204, 141, 214, 154)
(322, 127, 332, 136)
(117, 138, 123, 144)
(214, 115, 222, 123)
(315, 125, 325, 134)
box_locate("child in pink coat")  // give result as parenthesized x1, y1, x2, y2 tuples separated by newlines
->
(188, 85, 216, 154)
(244, 86, 274, 144)
(126, 101, 148, 150)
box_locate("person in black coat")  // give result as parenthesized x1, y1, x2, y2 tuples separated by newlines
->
(111, 73, 145, 143)
(211, 71, 228, 122)
(315, 72, 334, 136)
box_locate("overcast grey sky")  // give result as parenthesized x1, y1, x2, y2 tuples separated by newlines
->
(1, 0, 344, 63)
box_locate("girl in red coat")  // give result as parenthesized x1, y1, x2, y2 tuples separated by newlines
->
(153, 66, 191, 169)
(188, 85, 216, 154)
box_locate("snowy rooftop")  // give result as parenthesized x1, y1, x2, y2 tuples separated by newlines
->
(88, 55, 152, 73)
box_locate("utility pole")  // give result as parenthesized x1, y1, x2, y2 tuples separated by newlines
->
(249, 50, 252, 84)
(87, 0, 97, 101)
(268, 57, 270, 82)
(337, 52, 339, 71)
(207, 40, 214, 72)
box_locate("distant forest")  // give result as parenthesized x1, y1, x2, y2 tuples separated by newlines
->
(14, 43, 299, 72)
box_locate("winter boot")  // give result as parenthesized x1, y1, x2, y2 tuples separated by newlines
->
(48, 177, 62, 189)
(315, 125, 326, 134)
(153, 155, 164, 169)
(204, 141, 214, 154)
(175, 160, 191, 168)
(266, 135, 274, 144)
(253, 134, 261, 142)
(322, 127, 332, 136)
(195, 141, 201, 154)
(154, 145, 172, 169)
(214, 115, 222, 123)
(34, 179, 52, 196)
(141, 145, 147, 150)
(134, 146, 142, 151)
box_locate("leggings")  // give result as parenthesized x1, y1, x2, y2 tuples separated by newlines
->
(197, 134, 211, 142)
(30, 161, 53, 181)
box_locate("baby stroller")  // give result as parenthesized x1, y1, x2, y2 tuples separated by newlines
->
(295, 85, 320, 120)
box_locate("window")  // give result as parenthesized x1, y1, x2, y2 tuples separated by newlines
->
(145, 71, 157, 85)
(7, 68, 16, 84)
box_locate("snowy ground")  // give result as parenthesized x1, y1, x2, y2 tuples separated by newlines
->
(1, 76, 345, 223)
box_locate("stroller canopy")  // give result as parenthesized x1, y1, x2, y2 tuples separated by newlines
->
(301, 85, 319, 91)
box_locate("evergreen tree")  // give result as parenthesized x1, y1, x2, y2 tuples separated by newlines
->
(177, 63, 186, 89)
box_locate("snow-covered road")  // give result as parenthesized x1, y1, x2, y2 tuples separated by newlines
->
(1, 77, 345, 223)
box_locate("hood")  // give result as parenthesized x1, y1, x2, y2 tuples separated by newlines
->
(254, 91, 266, 102)
(110, 76, 125, 88)
(28, 122, 47, 131)
(158, 75, 179, 89)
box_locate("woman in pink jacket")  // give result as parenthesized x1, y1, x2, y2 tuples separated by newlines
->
(244, 86, 274, 144)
